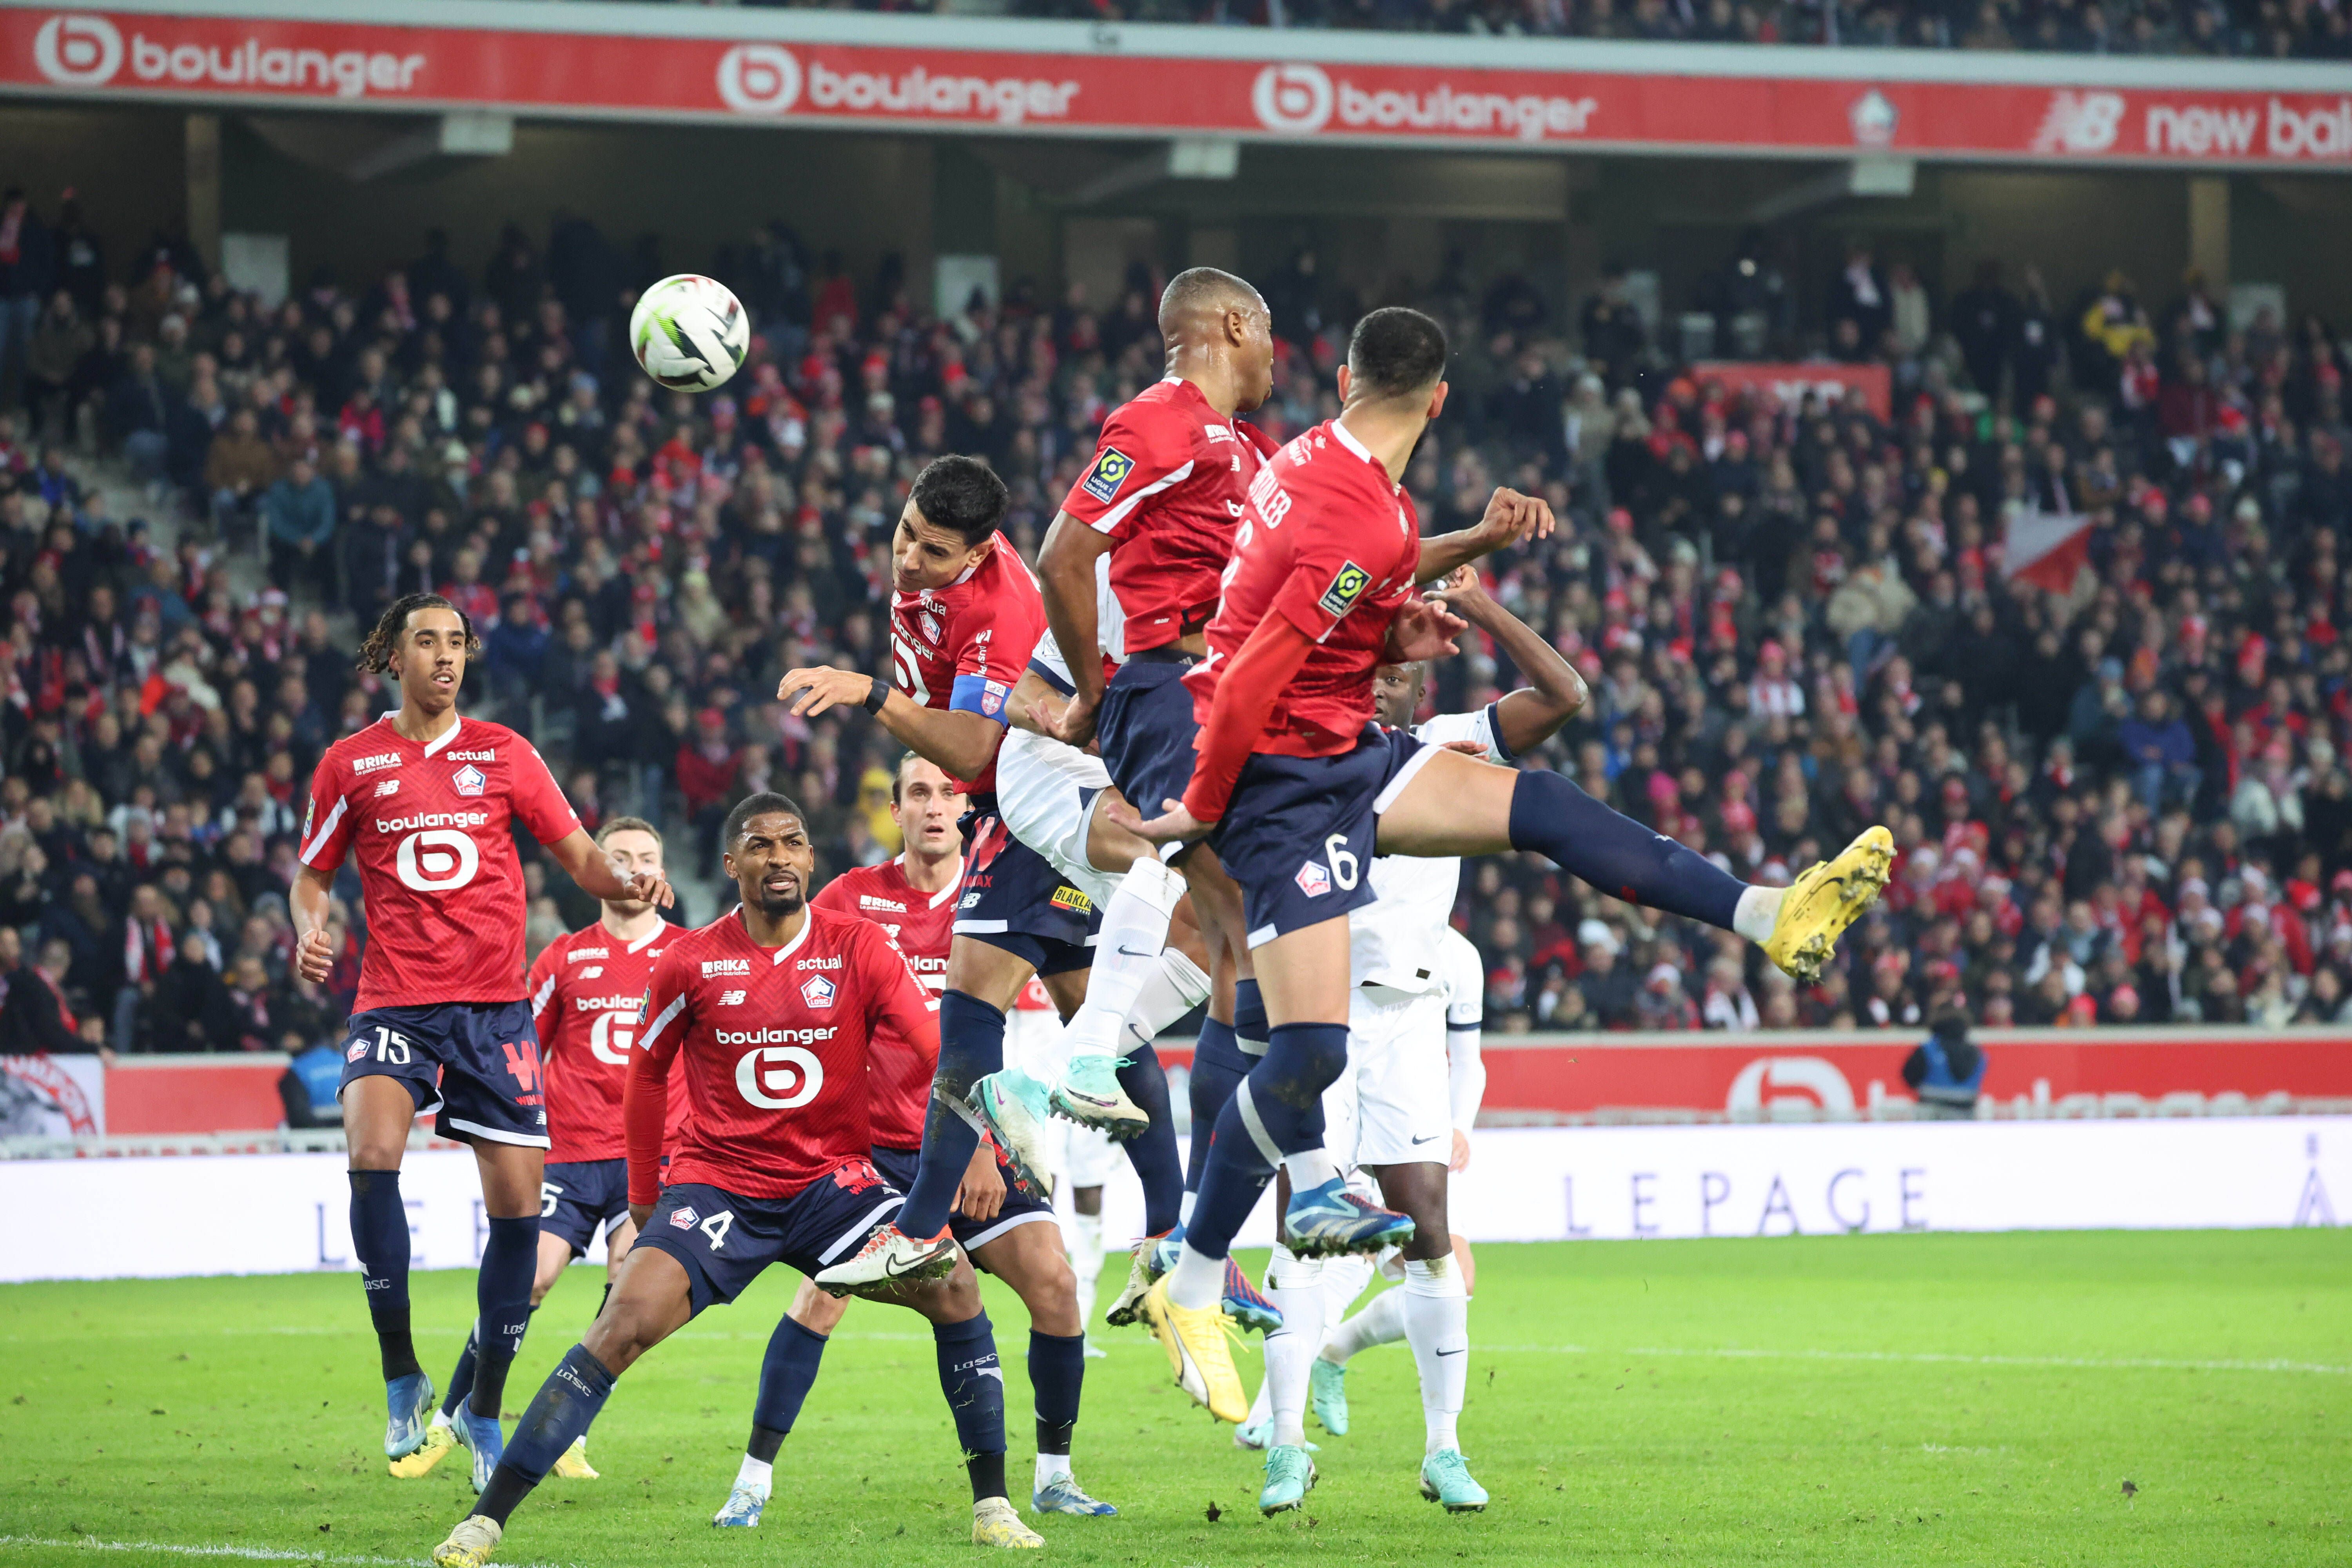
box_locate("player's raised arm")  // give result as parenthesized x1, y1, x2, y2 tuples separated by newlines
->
(1431, 565, 1588, 755)
(1414, 486, 1555, 585)
(623, 949, 692, 1222)
(777, 664, 1005, 785)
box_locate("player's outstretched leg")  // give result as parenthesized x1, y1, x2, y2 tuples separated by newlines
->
(932, 1310, 1043, 1548)
(349, 1163, 435, 1465)
(715, 1303, 831, 1527)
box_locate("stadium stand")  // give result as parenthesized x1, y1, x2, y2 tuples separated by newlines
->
(0, 191, 2344, 1065)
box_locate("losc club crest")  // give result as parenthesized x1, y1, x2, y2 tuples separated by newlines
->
(670, 1205, 699, 1230)
(1295, 860, 1332, 898)
(801, 973, 837, 1010)
(453, 764, 486, 796)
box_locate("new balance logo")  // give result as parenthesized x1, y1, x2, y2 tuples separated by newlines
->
(718, 989, 747, 1006)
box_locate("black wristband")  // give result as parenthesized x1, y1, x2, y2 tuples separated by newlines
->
(862, 677, 889, 716)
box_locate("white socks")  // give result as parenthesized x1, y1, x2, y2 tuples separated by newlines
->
(1033, 1452, 1070, 1491)
(735, 1453, 773, 1491)
(1067, 1209, 1105, 1316)
(1321, 1250, 1376, 1329)
(1733, 884, 1786, 945)
(1263, 1245, 1324, 1450)
(1062, 858, 1185, 1060)
(1167, 1241, 1224, 1311)
(1126, 947, 1212, 1050)
(1402, 1256, 1469, 1454)
(1321, 1286, 1407, 1365)
(1283, 1149, 1340, 1190)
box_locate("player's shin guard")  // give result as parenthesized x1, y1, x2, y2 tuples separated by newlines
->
(1233, 978, 1270, 1058)
(1027, 1328, 1084, 1485)
(1116, 1044, 1185, 1235)
(933, 1312, 1009, 1503)
(348, 1170, 421, 1381)
(475, 1345, 614, 1526)
(1263, 1246, 1324, 1450)
(898, 991, 1004, 1238)
(469, 1217, 538, 1419)
(1508, 770, 1745, 930)
(1185, 1018, 1250, 1195)
(748, 1316, 828, 1463)
(1061, 857, 1184, 1059)
(1401, 1257, 1469, 1454)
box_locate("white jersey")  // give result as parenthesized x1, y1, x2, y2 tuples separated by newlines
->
(1028, 554, 1127, 686)
(1350, 704, 1512, 993)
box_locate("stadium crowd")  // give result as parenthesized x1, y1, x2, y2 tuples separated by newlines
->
(0, 189, 2345, 1059)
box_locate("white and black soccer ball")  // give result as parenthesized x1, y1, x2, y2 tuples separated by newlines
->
(628, 274, 750, 393)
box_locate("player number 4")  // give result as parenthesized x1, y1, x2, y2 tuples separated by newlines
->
(700, 1210, 736, 1252)
(1324, 833, 1360, 891)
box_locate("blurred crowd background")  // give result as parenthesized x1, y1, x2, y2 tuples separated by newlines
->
(0, 182, 2345, 1058)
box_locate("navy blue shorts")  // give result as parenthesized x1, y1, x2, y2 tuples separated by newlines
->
(540, 1159, 630, 1255)
(954, 800, 1098, 976)
(338, 1000, 547, 1148)
(632, 1165, 907, 1314)
(1099, 653, 1201, 822)
(871, 1145, 1056, 1260)
(1208, 726, 1433, 948)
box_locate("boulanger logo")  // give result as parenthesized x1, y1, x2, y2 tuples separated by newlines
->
(394, 828, 480, 892)
(734, 1043, 825, 1109)
(33, 14, 122, 85)
(717, 42, 800, 114)
(1252, 63, 1334, 133)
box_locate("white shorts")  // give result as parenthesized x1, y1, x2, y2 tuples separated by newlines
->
(1323, 984, 1454, 1170)
(994, 726, 1120, 909)
(1003, 1000, 1121, 1190)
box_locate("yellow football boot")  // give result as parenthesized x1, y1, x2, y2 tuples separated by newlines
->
(1763, 826, 1896, 983)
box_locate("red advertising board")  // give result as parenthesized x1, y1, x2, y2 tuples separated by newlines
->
(1691, 361, 1894, 422)
(4, 5, 2352, 169)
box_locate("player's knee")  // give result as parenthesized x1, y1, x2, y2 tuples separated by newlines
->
(1268, 1245, 1323, 1290)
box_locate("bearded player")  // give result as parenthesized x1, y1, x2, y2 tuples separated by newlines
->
(707, 754, 1116, 1526)
(1117, 308, 1895, 1429)
(772, 457, 1204, 1298)
(294, 593, 671, 1487)
(395, 817, 673, 1485)
(431, 793, 1040, 1567)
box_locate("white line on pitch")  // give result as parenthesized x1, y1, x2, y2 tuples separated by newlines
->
(0, 1537, 575, 1568)
(1478, 1344, 2352, 1375)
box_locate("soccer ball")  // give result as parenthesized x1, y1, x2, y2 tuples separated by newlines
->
(629, 274, 750, 392)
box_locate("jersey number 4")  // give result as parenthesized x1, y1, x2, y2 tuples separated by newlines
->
(698, 1210, 735, 1251)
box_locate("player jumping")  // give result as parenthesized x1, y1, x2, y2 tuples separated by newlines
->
(1116, 308, 1895, 1424)
(394, 817, 673, 1485)
(294, 593, 671, 1488)
(432, 794, 1040, 1567)
(707, 755, 1117, 1527)
(1245, 568, 1579, 1513)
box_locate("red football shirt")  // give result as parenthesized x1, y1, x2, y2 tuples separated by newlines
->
(1060, 378, 1281, 653)
(299, 715, 581, 1013)
(626, 904, 938, 1204)
(1185, 418, 1422, 758)
(809, 857, 956, 1151)
(887, 533, 1043, 794)
(526, 921, 671, 1164)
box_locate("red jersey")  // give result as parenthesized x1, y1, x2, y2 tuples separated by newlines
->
(526, 921, 671, 1164)
(1186, 418, 1422, 758)
(888, 532, 1042, 794)
(626, 904, 937, 1204)
(809, 857, 956, 1151)
(299, 715, 580, 1013)
(1060, 378, 1280, 653)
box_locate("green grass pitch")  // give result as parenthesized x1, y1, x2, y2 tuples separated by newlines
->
(2, 1230, 2346, 1567)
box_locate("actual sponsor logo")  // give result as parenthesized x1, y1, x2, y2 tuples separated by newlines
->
(734, 1043, 826, 1109)
(799, 955, 842, 971)
(453, 764, 486, 797)
(702, 958, 753, 978)
(1317, 561, 1372, 618)
(446, 749, 497, 762)
(1295, 860, 1332, 898)
(351, 753, 401, 774)
(801, 974, 837, 1010)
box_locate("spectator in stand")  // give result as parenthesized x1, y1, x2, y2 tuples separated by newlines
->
(0, 189, 56, 412)
(261, 454, 336, 597)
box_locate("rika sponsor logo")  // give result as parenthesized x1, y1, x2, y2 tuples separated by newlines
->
(350, 753, 401, 774)
(801, 974, 838, 1010)
(858, 894, 908, 913)
(33, 15, 429, 99)
(567, 947, 610, 962)
(702, 958, 753, 978)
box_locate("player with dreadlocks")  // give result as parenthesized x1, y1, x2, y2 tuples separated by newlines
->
(294, 592, 673, 1492)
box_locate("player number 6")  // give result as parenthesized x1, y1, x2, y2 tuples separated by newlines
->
(1324, 833, 1360, 891)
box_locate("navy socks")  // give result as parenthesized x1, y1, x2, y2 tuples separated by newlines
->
(1508, 769, 1746, 930)
(476, 1344, 614, 1524)
(1027, 1328, 1085, 1459)
(934, 1311, 1009, 1501)
(470, 1216, 538, 1419)
(898, 991, 1003, 1238)
(1184, 1022, 1349, 1260)
(748, 1316, 828, 1463)
(1114, 1043, 1184, 1235)
(347, 1171, 419, 1382)
(1185, 1019, 1250, 1196)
